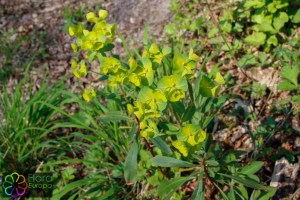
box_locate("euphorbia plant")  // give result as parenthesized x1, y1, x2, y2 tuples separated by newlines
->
(68, 10, 276, 199)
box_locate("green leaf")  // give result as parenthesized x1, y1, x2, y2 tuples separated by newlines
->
(236, 184, 249, 199)
(191, 176, 205, 200)
(252, 23, 276, 33)
(162, 46, 172, 56)
(206, 160, 219, 167)
(128, 123, 137, 141)
(246, 174, 260, 183)
(72, 112, 91, 126)
(250, 190, 261, 200)
(250, 187, 277, 200)
(280, 65, 299, 86)
(267, 35, 278, 46)
(158, 176, 194, 199)
(159, 122, 180, 132)
(143, 25, 149, 46)
(171, 101, 185, 115)
(140, 58, 154, 86)
(182, 105, 196, 122)
(150, 156, 197, 167)
(99, 75, 109, 81)
(218, 173, 272, 191)
(213, 182, 230, 200)
(258, 52, 268, 63)
(244, 0, 265, 9)
(220, 21, 232, 33)
(150, 137, 173, 155)
(189, 17, 203, 31)
(209, 36, 225, 44)
(240, 161, 264, 175)
(228, 188, 237, 200)
(292, 95, 300, 104)
(208, 28, 219, 38)
(267, 2, 277, 13)
(292, 9, 300, 23)
(124, 140, 138, 183)
(251, 14, 263, 24)
(165, 23, 177, 35)
(278, 81, 298, 91)
(238, 54, 257, 67)
(199, 75, 217, 97)
(273, 12, 289, 31)
(245, 32, 266, 46)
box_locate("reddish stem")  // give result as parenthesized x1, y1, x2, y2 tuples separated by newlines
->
(135, 116, 168, 179)
(202, 160, 214, 185)
(143, 138, 168, 179)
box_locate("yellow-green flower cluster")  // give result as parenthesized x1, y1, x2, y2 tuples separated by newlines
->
(127, 87, 167, 138)
(69, 10, 115, 52)
(82, 88, 96, 102)
(100, 57, 127, 86)
(142, 43, 171, 66)
(157, 74, 188, 102)
(172, 124, 206, 157)
(126, 45, 200, 138)
(68, 10, 117, 102)
(173, 49, 200, 79)
(126, 57, 154, 87)
(71, 60, 87, 78)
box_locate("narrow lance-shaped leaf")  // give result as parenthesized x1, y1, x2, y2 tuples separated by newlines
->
(124, 139, 138, 183)
(191, 175, 205, 200)
(150, 156, 197, 167)
(158, 176, 194, 200)
(240, 161, 264, 175)
(150, 137, 173, 155)
(182, 105, 196, 122)
(218, 173, 274, 191)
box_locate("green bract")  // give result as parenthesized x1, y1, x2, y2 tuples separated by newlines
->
(133, 58, 154, 86)
(71, 60, 87, 78)
(172, 140, 188, 157)
(138, 87, 167, 113)
(140, 120, 159, 138)
(179, 124, 206, 146)
(142, 43, 171, 66)
(123, 57, 155, 87)
(82, 88, 96, 102)
(157, 74, 188, 102)
(100, 57, 122, 74)
(173, 49, 200, 79)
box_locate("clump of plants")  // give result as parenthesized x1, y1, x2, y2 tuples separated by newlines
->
(219, 0, 300, 50)
(68, 10, 277, 199)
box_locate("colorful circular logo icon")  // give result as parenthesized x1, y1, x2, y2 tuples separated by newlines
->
(2, 172, 28, 198)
